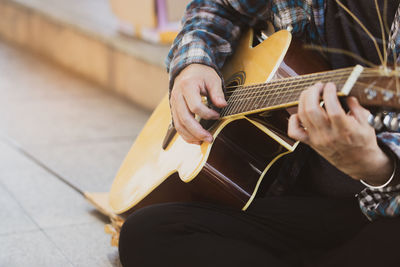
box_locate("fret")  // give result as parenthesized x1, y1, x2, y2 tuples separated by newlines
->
(260, 83, 276, 112)
(259, 83, 271, 111)
(225, 89, 240, 115)
(269, 82, 286, 107)
(253, 84, 266, 110)
(242, 84, 255, 115)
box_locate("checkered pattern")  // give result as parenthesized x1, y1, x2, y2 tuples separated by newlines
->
(166, 0, 328, 88)
(358, 185, 400, 221)
(166, 0, 400, 220)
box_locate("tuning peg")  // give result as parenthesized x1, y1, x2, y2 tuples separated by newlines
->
(368, 113, 383, 130)
(389, 114, 400, 131)
(374, 112, 400, 132)
(383, 113, 395, 129)
(364, 87, 377, 100)
(383, 90, 395, 101)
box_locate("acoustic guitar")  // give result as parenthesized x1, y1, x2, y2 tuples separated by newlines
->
(109, 29, 400, 216)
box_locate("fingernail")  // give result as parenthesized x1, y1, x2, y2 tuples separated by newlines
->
(327, 82, 336, 88)
(206, 136, 213, 143)
(314, 82, 323, 88)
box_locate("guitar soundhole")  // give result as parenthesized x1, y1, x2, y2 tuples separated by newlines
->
(225, 71, 246, 98)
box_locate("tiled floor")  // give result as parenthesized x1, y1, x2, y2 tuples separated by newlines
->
(0, 39, 151, 266)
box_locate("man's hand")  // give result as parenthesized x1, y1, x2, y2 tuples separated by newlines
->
(288, 82, 394, 186)
(170, 64, 227, 145)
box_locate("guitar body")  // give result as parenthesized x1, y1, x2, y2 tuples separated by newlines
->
(109, 30, 330, 215)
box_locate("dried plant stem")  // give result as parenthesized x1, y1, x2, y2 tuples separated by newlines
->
(335, 0, 384, 66)
(303, 44, 377, 67)
(374, 0, 387, 67)
(383, 0, 390, 34)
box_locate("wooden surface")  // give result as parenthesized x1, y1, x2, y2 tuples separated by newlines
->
(110, 0, 156, 28)
(165, 0, 190, 21)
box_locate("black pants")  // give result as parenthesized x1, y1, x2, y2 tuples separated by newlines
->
(118, 196, 400, 267)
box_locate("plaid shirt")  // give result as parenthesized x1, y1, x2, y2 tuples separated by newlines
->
(166, 0, 400, 220)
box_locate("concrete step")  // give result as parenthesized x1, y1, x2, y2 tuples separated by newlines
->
(0, 0, 171, 110)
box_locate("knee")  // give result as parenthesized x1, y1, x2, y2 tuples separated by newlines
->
(119, 204, 164, 266)
(118, 203, 190, 266)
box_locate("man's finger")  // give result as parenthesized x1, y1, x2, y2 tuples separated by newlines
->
(303, 82, 329, 129)
(323, 82, 349, 129)
(298, 88, 313, 130)
(171, 104, 201, 145)
(346, 97, 371, 125)
(205, 77, 227, 108)
(288, 114, 309, 143)
(184, 87, 220, 120)
(175, 94, 213, 143)
(174, 119, 201, 145)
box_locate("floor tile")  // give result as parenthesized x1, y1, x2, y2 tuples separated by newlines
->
(0, 91, 149, 147)
(0, 140, 38, 174)
(45, 223, 121, 267)
(0, 230, 73, 267)
(0, 167, 101, 229)
(0, 41, 150, 147)
(0, 184, 38, 235)
(28, 139, 134, 192)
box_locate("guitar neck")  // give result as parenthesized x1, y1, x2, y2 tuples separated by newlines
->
(220, 66, 361, 118)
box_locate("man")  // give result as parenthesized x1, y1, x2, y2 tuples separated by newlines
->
(119, 1, 400, 266)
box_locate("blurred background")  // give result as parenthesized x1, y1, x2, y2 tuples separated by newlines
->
(0, 0, 189, 266)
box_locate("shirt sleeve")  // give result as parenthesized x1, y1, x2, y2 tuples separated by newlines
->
(357, 132, 400, 221)
(165, 0, 273, 89)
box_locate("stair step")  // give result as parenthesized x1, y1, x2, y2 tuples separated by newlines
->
(0, 0, 171, 110)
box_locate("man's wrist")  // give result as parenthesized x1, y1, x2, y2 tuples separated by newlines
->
(360, 157, 396, 189)
(359, 148, 396, 188)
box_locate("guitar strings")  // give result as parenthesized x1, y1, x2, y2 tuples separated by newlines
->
(220, 78, 388, 117)
(226, 77, 348, 102)
(221, 70, 388, 115)
(224, 73, 388, 102)
(224, 76, 348, 108)
(223, 72, 391, 104)
(222, 68, 382, 95)
(222, 82, 346, 115)
(223, 70, 384, 104)
(221, 78, 349, 116)
(225, 77, 386, 106)
(225, 73, 349, 98)
(222, 73, 395, 119)
(222, 67, 355, 92)
(223, 68, 381, 93)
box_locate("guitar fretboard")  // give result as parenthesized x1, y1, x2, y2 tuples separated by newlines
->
(220, 68, 355, 117)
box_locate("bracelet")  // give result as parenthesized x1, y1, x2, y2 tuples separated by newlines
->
(360, 158, 397, 189)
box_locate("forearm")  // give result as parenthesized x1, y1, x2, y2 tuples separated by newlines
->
(166, 0, 272, 89)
